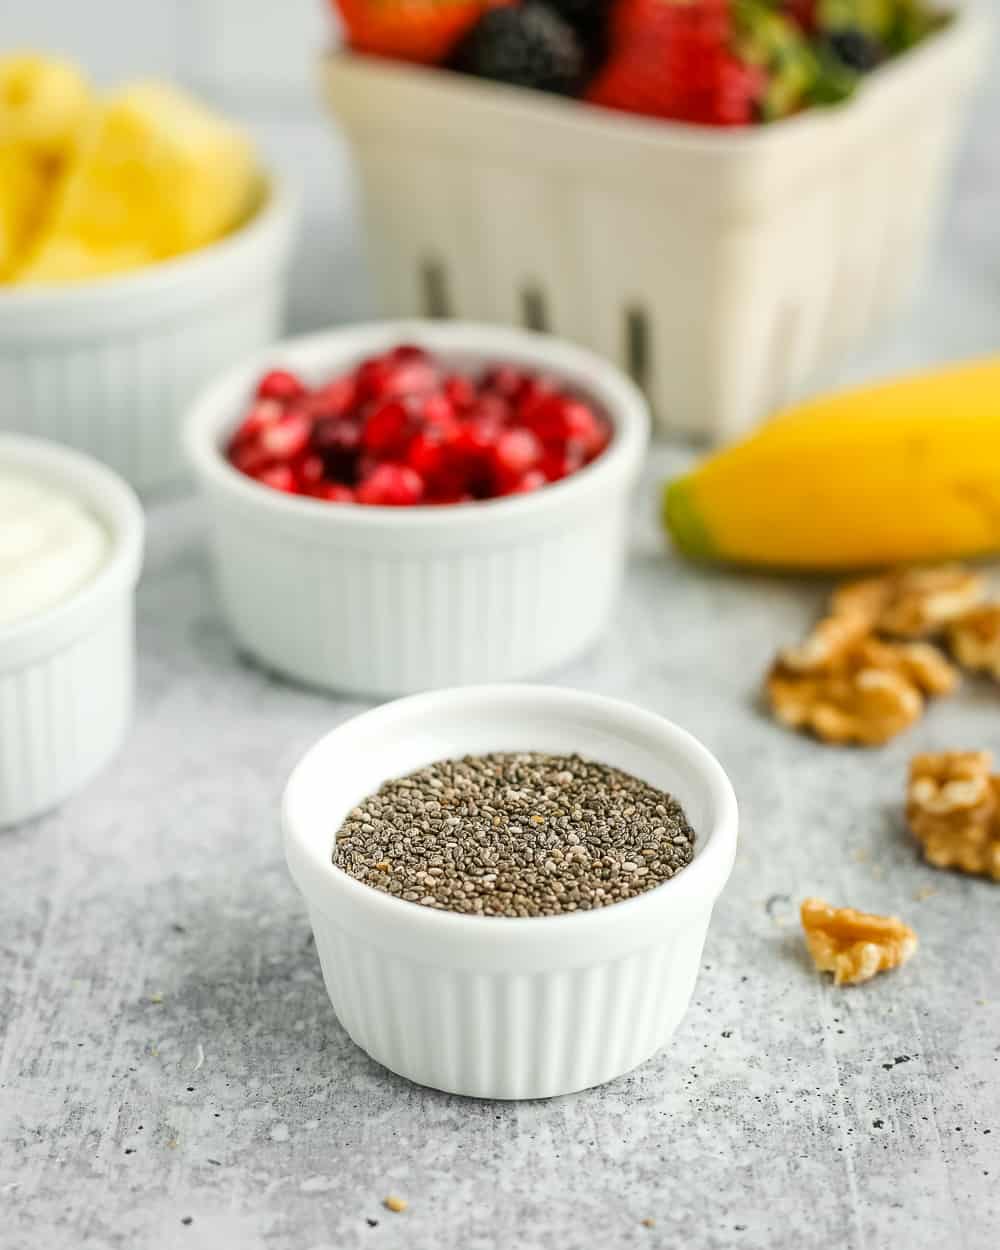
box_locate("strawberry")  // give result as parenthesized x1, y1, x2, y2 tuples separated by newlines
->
(587, 0, 763, 126)
(333, 0, 506, 64)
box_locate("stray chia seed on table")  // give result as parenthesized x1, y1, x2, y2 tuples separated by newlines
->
(334, 752, 696, 917)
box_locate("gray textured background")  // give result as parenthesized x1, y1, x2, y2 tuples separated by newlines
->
(2, 4, 1000, 1248)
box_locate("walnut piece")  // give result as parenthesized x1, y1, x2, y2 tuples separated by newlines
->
(907, 752, 1000, 881)
(948, 604, 1000, 680)
(801, 898, 917, 985)
(768, 635, 956, 746)
(833, 565, 986, 639)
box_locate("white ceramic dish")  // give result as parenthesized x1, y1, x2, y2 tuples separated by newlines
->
(184, 321, 649, 698)
(324, 3, 988, 441)
(0, 180, 297, 494)
(284, 684, 739, 1099)
(0, 434, 144, 827)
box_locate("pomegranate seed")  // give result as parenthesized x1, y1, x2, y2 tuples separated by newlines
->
(311, 375, 357, 418)
(259, 412, 312, 461)
(308, 482, 355, 502)
(231, 399, 283, 445)
(362, 398, 416, 457)
(254, 464, 298, 493)
(492, 427, 543, 486)
(229, 440, 272, 477)
(506, 469, 547, 495)
(481, 364, 531, 400)
(443, 374, 477, 411)
(356, 347, 438, 401)
(257, 369, 305, 403)
(407, 427, 457, 479)
(296, 454, 325, 487)
(356, 463, 425, 506)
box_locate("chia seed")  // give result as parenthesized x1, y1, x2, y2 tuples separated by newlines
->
(333, 752, 696, 918)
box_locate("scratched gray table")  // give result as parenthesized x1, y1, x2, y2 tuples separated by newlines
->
(4, 66, 1000, 1250)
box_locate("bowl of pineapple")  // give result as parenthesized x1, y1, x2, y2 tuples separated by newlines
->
(0, 55, 297, 493)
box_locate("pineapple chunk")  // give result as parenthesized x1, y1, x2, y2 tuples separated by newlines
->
(16, 80, 260, 283)
(0, 53, 93, 277)
(0, 144, 50, 278)
(0, 53, 92, 156)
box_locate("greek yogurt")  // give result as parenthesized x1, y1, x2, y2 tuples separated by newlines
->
(0, 471, 110, 628)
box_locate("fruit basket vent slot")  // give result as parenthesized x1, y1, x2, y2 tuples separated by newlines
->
(624, 305, 651, 400)
(520, 285, 549, 333)
(420, 258, 451, 319)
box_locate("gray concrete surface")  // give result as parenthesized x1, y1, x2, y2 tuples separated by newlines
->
(3, 37, 1000, 1250)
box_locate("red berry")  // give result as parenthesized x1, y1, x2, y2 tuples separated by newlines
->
(230, 399, 283, 446)
(296, 454, 325, 488)
(362, 398, 415, 457)
(356, 346, 439, 402)
(259, 412, 312, 461)
(308, 375, 358, 420)
(308, 482, 355, 503)
(481, 364, 531, 400)
(506, 469, 547, 495)
(443, 374, 478, 411)
(257, 369, 306, 403)
(229, 440, 272, 477)
(492, 427, 543, 487)
(356, 463, 425, 506)
(254, 464, 298, 493)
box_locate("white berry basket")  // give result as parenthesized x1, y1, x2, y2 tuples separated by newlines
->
(323, 4, 987, 441)
(284, 684, 738, 1099)
(184, 320, 648, 698)
(0, 434, 144, 827)
(0, 179, 297, 494)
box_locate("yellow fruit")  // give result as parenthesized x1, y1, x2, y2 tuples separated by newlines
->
(0, 144, 50, 278)
(664, 359, 1000, 571)
(0, 53, 92, 155)
(16, 79, 260, 283)
(0, 53, 93, 277)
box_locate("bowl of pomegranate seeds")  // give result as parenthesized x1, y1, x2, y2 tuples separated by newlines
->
(184, 321, 648, 697)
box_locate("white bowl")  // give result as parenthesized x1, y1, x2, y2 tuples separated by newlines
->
(0, 434, 144, 827)
(324, 4, 988, 440)
(284, 684, 739, 1099)
(0, 181, 297, 494)
(184, 321, 649, 697)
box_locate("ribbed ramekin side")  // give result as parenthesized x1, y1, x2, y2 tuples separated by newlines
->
(309, 906, 714, 1099)
(0, 285, 282, 493)
(209, 500, 628, 696)
(0, 600, 133, 827)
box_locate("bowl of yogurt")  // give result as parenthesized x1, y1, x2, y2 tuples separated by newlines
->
(0, 435, 143, 826)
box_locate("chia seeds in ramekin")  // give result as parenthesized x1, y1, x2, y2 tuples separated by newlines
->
(334, 752, 696, 917)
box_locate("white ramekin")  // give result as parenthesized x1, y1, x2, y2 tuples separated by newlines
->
(184, 321, 649, 698)
(284, 684, 738, 1099)
(0, 435, 144, 827)
(0, 180, 297, 494)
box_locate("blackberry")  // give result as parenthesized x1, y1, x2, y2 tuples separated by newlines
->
(451, 3, 587, 96)
(545, 0, 612, 67)
(826, 27, 883, 72)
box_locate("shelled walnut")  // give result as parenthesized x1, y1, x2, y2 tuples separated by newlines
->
(766, 564, 979, 746)
(768, 632, 957, 746)
(832, 565, 985, 639)
(801, 898, 917, 986)
(948, 604, 1000, 680)
(907, 752, 1000, 881)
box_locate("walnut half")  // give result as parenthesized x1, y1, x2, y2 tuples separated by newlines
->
(833, 565, 986, 639)
(907, 752, 1000, 881)
(801, 898, 917, 986)
(948, 604, 1000, 680)
(768, 635, 956, 747)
